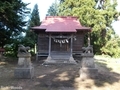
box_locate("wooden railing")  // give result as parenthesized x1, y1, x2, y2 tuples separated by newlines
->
(36, 50, 48, 61)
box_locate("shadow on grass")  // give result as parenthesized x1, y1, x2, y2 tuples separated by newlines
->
(35, 57, 120, 89)
(32, 58, 120, 89)
(0, 56, 120, 90)
(93, 59, 120, 87)
(36, 66, 78, 87)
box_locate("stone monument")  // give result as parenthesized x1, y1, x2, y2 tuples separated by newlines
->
(14, 45, 34, 79)
(79, 45, 98, 79)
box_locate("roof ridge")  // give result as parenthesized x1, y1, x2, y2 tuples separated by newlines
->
(46, 16, 78, 19)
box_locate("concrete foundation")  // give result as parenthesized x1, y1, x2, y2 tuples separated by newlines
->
(14, 53, 34, 79)
(43, 54, 77, 64)
(14, 66, 34, 79)
(80, 68, 98, 79)
(80, 53, 98, 79)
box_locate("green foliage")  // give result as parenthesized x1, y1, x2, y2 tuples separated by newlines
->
(47, 1, 59, 16)
(0, 0, 30, 47)
(22, 4, 40, 53)
(58, 0, 120, 57)
(28, 4, 40, 27)
(4, 34, 24, 57)
(101, 35, 120, 58)
(0, 0, 30, 57)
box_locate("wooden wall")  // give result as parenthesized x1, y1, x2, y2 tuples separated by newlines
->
(37, 33, 49, 52)
(73, 32, 85, 52)
(51, 39, 70, 52)
(37, 31, 85, 53)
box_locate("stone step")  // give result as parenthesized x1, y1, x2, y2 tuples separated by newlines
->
(51, 55, 70, 60)
(51, 52, 70, 55)
(51, 52, 71, 60)
(43, 60, 76, 65)
(51, 57, 70, 60)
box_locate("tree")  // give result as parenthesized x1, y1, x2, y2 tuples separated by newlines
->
(0, 0, 30, 48)
(59, 0, 120, 57)
(28, 4, 40, 28)
(22, 4, 40, 53)
(47, 0, 59, 16)
(100, 35, 120, 58)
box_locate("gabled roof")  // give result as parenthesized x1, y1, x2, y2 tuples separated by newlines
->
(31, 16, 91, 32)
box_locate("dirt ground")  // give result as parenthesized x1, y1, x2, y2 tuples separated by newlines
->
(0, 56, 120, 90)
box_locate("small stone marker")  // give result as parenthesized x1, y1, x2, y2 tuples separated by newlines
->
(14, 45, 34, 79)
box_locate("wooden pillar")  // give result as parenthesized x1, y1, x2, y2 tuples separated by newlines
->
(69, 34, 76, 64)
(88, 32, 90, 46)
(70, 34, 73, 56)
(48, 34, 51, 57)
(44, 33, 52, 62)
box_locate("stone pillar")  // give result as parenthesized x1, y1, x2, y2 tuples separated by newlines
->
(14, 53, 34, 79)
(80, 53, 98, 79)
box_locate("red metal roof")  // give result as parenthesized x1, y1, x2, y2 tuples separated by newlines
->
(31, 16, 91, 32)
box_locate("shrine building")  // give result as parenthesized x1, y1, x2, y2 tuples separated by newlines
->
(31, 16, 91, 64)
